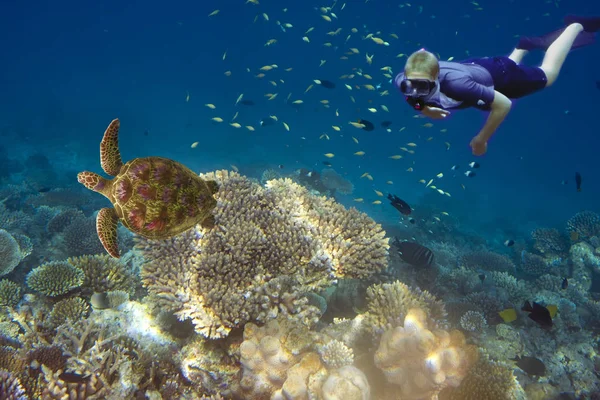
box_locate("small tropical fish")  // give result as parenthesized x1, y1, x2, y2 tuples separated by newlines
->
(324, 153, 335, 158)
(314, 79, 336, 88)
(322, 161, 332, 167)
(498, 308, 517, 323)
(464, 171, 476, 177)
(511, 356, 546, 377)
(504, 239, 515, 247)
(354, 151, 365, 156)
(59, 372, 92, 383)
(394, 239, 434, 268)
(575, 172, 582, 192)
(522, 301, 554, 329)
(372, 200, 382, 204)
(468, 161, 480, 168)
(387, 194, 412, 215)
(451, 165, 459, 170)
(561, 278, 568, 290)
(359, 119, 375, 131)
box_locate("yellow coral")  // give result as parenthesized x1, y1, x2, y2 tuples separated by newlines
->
(374, 308, 477, 400)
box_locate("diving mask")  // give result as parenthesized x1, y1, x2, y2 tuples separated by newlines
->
(399, 78, 436, 97)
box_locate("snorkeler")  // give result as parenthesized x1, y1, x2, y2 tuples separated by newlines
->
(393, 15, 600, 156)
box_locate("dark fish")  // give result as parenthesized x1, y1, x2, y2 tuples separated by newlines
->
(504, 239, 514, 247)
(396, 241, 435, 268)
(143, 129, 149, 136)
(59, 371, 92, 383)
(464, 171, 476, 177)
(317, 79, 336, 89)
(478, 273, 486, 283)
(381, 121, 392, 128)
(596, 81, 600, 91)
(511, 356, 546, 376)
(575, 172, 582, 192)
(408, 217, 415, 224)
(359, 119, 374, 131)
(561, 278, 568, 290)
(278, 164, 284, 169)
(468, 162, 480, 168)
(387, 193, 412, 215)
(240, 100, 255, 106)
(322, 161, 333, 167)
(38, 187, 51, 193)
(521, 301, 553, 329)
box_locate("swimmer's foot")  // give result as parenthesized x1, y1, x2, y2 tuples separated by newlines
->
(564, 15, 600, 33)
(517, 28, 595, 51)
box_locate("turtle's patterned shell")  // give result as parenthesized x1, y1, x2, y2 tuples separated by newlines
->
(110, 157, 217, 239)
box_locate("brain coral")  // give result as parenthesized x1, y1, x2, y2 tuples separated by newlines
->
(139, 171, 389, 338)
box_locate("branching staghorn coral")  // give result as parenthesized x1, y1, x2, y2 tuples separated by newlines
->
(520, 251, 550, 277)
(374, 308, 477, 400)
(26, 261, 84, 297)
(68, 254, 138, 295)
(138, 171, 389, 338)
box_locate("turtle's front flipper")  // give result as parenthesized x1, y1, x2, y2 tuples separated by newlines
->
(100, 119, 124, 176)
(97, 207, 120, 258)
(77, 171, 112, 199)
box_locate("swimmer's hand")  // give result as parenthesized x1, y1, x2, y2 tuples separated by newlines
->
(470, 135, 488, 156)
(422, 106, 450, 119)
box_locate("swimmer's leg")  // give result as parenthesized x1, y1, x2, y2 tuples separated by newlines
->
(540, 23, 587, 86)
(516, 24, 595, 52)
(508, 49, 528, 64)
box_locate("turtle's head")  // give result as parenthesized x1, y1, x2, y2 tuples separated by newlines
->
(78, 171, 112, 199)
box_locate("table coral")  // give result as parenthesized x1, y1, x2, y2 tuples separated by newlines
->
(0, 229, 23, 277)
(139, 171, 389, 338)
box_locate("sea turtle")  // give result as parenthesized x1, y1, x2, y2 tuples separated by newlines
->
(77, 118, 218, 258)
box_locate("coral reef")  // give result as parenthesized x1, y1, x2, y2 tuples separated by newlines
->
(460, 250, 515, 273)
(531, 227, 568, 255)
(68, 254, 138, 295)
(139, 171, 389, 338)
(26, 261, 84, 297)
(567, 210, 600, 239)
(520, 251, 550, 276)
(374, 308, 477, 399)
(438, 352, 525, 400)
(365, 280, 448, 334)
(0, 229, 24, 277)
(320, 168, 354, 195)
(49, 297, 90, 327)
(318, 340, 354, 369)
(459, 311, 487, 333)
(0, 280, 22, 307)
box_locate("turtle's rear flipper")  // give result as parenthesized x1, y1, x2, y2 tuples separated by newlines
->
(100, 119, 124, 176)
(97, 207, 120, 258)
(200, 214, 216, 230)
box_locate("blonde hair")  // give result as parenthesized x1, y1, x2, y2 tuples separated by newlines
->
(404, 50, 439, 78)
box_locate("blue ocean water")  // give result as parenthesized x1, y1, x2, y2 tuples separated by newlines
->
(1, 0, 599, 240)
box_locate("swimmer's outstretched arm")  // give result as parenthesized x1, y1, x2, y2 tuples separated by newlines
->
(470, 91, 512, 155)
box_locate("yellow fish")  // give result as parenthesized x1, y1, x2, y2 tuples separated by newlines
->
(283, 122, 290, 131)
(324, 153, 335, 158)
(498, 308, 517, 323)
(332, 126, 341, 131)
(352, 137, 359, 144)
(320, 134, 330, 140)
(386, 181, 393, 184)
(191, 142, 199, 148)
(211, 117, 224, 123)
(208, 9, 219, 17)
(229, 122, 241, 128)
(406, 142, 417, 147)
(246, 126, 255, 131)
(367, 108, 377, 113)
(349, 122, 366, 129)
(389, 155, 402, 160)
(372, 200, 382, 205)
(374, 190, 383, 197)
(436, 173, 444, 178)
(354, 198, 364, 202)
(354, 151, 365, 156)
(205, 103, 216, 109)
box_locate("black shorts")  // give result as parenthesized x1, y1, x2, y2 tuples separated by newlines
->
(470, 56, 548, 99)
